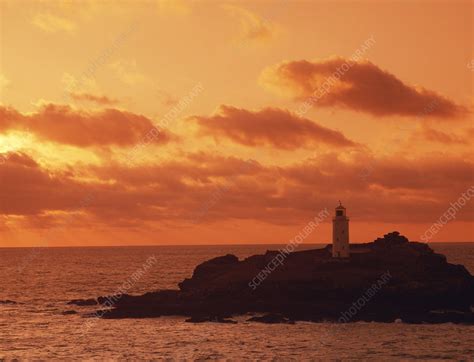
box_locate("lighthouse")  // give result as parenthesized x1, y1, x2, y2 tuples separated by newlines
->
(332, 201, 350, 258)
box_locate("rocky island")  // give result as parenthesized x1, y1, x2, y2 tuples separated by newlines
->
(73, 232, 474, 324)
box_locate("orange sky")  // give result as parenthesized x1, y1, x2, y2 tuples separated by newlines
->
(0, 0, 473, 247)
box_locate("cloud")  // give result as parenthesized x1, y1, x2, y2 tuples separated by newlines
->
(0, 104, 171, 147)
(69, 92, 119, 105)
(223, 4, 276, 43)
(191, 105, 356, 149)
(414, 126, 469, 145)
(0, 152, 81, 215)
(32, 12, 76, 34)
(0, 151, 472, 229)
(278, 153, 474, 223)
(260, 57, 468, 118)
(283, 152, 473, 193)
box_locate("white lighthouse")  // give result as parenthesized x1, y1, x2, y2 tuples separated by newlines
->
(332, 201, 350, 258)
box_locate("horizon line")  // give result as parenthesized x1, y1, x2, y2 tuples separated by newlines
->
(1, 241, 473, 249)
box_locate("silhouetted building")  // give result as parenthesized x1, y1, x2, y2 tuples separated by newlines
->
(332, 201, 349, 258)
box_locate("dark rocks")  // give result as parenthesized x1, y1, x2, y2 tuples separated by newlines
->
(67, 298, 98, 306)
(179, 254, 239, 291)
(62, 310, 78, 315)
(87, 232, 474, 324)
(247, 313, 295, 324)
(185, 315, 238, 324)
(97, 294, 126, 305)
(374, 231, 409, 246)
(0, 300, 17, 305)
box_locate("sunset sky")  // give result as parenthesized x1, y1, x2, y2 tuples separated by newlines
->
(0, 0, 473, 247)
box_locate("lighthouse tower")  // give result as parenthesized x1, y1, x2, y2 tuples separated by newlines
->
(332, 201, 350, 258)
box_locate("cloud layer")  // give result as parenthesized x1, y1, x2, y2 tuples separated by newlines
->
(0, 104, 170, 147)
(69, 92, 119, 105)
(191, 105, 356, 149)
(1, 151, 472, 230)
(260, 58, 468, 118)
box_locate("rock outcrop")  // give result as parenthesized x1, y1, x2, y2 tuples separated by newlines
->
(185, 315, 238, 324)
(67, 298, 98, 306)
(0, 300, 17, 305)
(247, 313, 295, 324)
(81, 232, 474, 324)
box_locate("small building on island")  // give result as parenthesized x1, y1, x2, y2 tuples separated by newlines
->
(332, 201, 350, 258)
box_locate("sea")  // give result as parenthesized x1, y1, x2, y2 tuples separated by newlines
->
(1, 243, 473, 360)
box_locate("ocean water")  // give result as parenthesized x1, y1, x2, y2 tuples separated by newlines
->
(0, 243, 473, 360)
